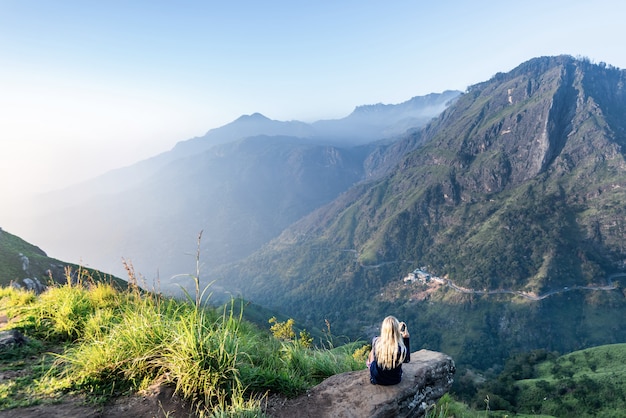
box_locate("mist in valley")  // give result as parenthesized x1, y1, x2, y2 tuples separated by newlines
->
(4, 92, 460, 289)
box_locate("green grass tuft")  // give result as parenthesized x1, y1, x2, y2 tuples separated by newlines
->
(0, 275, 364, 415)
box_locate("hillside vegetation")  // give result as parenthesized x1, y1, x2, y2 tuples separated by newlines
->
(0, 228, 48, 285)
(0, 228, 125, 290)
(467, 344, 626, 417)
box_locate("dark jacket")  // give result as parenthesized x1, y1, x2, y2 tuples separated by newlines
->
(369, 336, 410, 385)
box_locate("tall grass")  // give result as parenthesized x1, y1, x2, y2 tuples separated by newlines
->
(425, 393, 513, 418)
(1, 270, 364, 415)
(160, 304, 242, 409)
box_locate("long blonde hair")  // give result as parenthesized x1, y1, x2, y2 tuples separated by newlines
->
(373, 316, 406, 370)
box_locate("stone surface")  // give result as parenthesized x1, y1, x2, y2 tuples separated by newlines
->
(11, 277, 47, 293)
(267, 349, 455, 418)
(0, 329, 27, 348)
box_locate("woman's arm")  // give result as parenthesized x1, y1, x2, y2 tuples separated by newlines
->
(401, 324, 410, 363)
(367, 337, 377, 367)
(403, 336, 410, 363)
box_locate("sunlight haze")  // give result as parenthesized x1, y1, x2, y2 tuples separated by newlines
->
(1, 0, 625, 213)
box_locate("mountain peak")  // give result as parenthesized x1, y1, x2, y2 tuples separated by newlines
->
(235, 112, 271, 122)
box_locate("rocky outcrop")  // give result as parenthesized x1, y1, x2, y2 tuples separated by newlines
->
(0, 329, 27, 348)
(267, 350, 455, 418)
(11, 277, 47, 293)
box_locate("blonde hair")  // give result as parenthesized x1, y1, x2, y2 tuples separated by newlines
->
(373, 316, 406, 370)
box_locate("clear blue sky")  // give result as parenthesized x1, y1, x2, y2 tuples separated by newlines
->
(1, 0, 625, 204)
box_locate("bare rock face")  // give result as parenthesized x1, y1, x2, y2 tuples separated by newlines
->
(0, 329, 27, 348)
(11, 277, 47, 294)
(267, 350, 455, 418)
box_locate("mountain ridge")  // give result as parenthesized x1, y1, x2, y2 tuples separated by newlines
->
(0, 227, 125, 290)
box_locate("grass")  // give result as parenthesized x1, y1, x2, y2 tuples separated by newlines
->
(514, 344, 626, 417)
(463, 344, 626, 418)
(425, 393, 557, 418)
(0, 269, 365, 416)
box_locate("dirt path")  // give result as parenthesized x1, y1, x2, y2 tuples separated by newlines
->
(0, 388, 314, 418)
(0, 383, 194, 418)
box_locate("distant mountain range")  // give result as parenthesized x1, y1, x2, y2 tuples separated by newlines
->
(16, 90, 460, 282)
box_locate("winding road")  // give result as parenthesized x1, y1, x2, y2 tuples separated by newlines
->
(343, 248, 625, 300)
(443, 278, 619, 301)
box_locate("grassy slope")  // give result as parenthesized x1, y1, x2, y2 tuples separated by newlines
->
(0, 228, 126, 289)
(0, 229, 48, 285)
(516, 344, 626, 417)
(0, 280, 364, 415)
(470, 344, 626, 417)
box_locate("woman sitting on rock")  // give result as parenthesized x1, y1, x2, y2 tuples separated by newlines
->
(366, 315, 410, 385)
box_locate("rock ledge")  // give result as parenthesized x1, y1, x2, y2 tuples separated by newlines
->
(267, 349, 455, 418)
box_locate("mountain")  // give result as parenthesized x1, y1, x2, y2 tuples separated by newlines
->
(217, 56, 626, 369)
(170, 113, 316, 160)
(15, 92, 460, 282)
(0, 227, 124, 290)
(312, 91, 461, 144)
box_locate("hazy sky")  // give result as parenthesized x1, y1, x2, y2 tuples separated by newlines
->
(1, 0, 625, 205)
